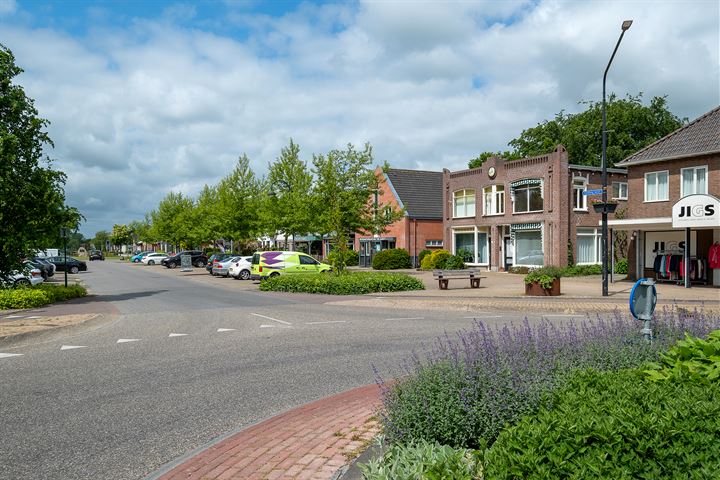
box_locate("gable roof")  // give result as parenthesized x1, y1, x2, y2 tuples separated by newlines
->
(385, 168, 443, 219)
(618, 106, 720, 166)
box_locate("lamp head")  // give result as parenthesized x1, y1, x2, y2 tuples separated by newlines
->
(621, 20, 633, 31)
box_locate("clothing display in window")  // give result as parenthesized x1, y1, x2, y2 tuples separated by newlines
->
(653, 253, 707, 282)
(710, 242, 720, 270)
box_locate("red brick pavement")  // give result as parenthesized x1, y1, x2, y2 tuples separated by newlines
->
(159, 385, 382, 480)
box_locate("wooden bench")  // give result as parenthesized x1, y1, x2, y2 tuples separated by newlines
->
(432, 269, 485, 290)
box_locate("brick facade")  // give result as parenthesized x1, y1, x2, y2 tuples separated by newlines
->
(443, 145, 628, 270)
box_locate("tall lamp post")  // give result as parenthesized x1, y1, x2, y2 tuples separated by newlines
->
(602, 19, 632, 297)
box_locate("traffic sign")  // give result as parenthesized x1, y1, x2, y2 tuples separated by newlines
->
(629, 278, 657, 342)
(583, 189, 604, 196)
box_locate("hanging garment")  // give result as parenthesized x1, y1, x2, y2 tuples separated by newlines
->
(660, 255, 667, 277)
(709, 244, 720, 269)
(654, 255, 662, 273)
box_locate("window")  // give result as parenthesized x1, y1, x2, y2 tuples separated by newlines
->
(425, 240, 443, 248)
(514, 230, 543, 266)
(384, 206, 393, 221)
(454, 232, 475, 262)
(681, 166, 707, 197)
(572, 178, 587, 211)
(299, 255, 318, 265)
(476, 232, 488, 264)
(576, 228, 601, 264)
(483, 185, 505, 215)
(512, 182, 543, 213)
(453, 189, 476, 218)
(612, 181, 628, 200)
(645, 171, 669, 202)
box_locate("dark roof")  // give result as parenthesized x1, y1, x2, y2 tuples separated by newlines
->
(385, 168, 443, 219)
(568, 164, 627, 174)
(618, 106, 720, 166)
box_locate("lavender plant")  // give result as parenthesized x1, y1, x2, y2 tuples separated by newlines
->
(376, 306, 720, 450)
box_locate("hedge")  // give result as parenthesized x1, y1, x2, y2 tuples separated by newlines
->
(0, 284, 87, 310)
(259, 272, 424, 295)
(372, 248, 412, 270)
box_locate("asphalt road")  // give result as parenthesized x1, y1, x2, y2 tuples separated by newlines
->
(0, 261, 571, 480)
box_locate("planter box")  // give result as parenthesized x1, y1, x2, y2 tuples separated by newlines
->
(592, 202, 618, 214)
(525, 278, 561, 296)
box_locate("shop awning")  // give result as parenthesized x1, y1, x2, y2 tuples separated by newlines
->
(605, 217, 672, 231)
(509, 179, 542, 188)
(511, 223, 542, 230)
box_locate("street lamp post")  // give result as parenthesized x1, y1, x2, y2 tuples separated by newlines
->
(602, 19, 632, 297)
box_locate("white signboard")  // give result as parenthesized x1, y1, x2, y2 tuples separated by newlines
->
(672, 194, 720, 228)
(645, 230, 696, 266)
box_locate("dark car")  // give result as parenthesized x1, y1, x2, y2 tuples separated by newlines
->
(25, 260, 50, 280)
(161, 250, 208, 269)
(46, 256, 88, 274)
(32, 257, 55, 277)
(205, 253, 233, 274)
(89, 251, 105, 261)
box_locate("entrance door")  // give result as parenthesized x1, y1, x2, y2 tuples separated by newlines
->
(504, 237, 514, 271)
(359, 240, 372, 267)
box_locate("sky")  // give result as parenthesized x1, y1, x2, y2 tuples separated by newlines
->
(1, 0, 718, 237)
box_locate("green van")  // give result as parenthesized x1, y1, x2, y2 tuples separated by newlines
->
(250, 251, 332, 279)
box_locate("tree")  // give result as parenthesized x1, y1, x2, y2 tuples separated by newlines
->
(468, 93, 685, 168)
(91, 230, 110, 251)
(214, 155, 265, 243)
(110, 224, 133, 249)
(149, 192, 195, 247)
(312, 143, 403, 273)
(468, 150, 521, 169)
(0, 44, 82, 280)
(266, 140, 313, 249)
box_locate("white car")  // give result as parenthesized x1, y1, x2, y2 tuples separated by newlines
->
(3, 268, 44, 288)
(141, 253, 168, 265)
(228, 256, 253, 280)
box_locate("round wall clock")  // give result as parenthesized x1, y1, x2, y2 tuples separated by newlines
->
(488, 166, 496, 179)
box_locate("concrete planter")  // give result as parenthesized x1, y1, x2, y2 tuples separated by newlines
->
(525, 278, 561, 296)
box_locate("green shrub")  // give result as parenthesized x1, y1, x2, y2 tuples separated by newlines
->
(0, 288, 50, 309)
(420, 249, 452, 270)
(359, 438, 482, 480)
(508, 266, 530, 275)
(562, 264, 602, 276)
(485, 368, 720, 479)
(523, 267, 562, 289)
(614, 258, 628, 274)
(327, 249, 359, 267)
(644, 330, 720, 382)
(443, 255, 466, 270)
(418, 249, 433, 266)
(456, 248, 474, 263)
(37, 284, 87, 302)
(259, 272, 424, 295)
(372, 248, 412, 270)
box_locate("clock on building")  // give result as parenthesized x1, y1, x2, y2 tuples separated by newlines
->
(488, 166, 496, 179)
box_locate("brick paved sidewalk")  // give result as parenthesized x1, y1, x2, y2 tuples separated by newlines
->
(156, 385, 381, 480)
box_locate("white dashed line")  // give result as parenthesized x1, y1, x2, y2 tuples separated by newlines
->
(60, 345, 87, 351)
(0, 353, 23, 358)
(251, 313, 292, 326)
(5, 315, 23, 319)
(259, 324, 276, 328)
(305, 320, 347, 325)
(542, 314, 578, 317)
(217, 328, 236, 332)
(168, 333, 189, 337)
(116, 338, 141, 343)
(26, 316, 42, 319)
(384, 317, 424, 321)
(462, 316, 503, 319)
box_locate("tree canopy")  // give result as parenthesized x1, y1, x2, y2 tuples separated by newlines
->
(0, 44, 82, 280)
(468, 94, 685, 168)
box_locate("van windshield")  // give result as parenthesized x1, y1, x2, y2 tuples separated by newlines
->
(252, 253, 260, 265)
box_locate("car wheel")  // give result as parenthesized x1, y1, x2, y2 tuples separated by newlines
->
(148, 260, 155, 265)
(13, 278, 30, 288)
(240, 269, 251, 280)
(133, 259, 139, 263)
(70, 266, 79, 274)
(195, 260, 205, 268)
(169, 262, 177, 269)
(269, 272, 280, 278)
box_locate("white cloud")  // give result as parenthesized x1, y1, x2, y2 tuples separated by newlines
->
(1, 0, 718, 236)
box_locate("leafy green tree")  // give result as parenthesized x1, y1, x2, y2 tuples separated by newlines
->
(214, 155, 265, 243)
(110, 224, 133, 249)
(91, 230, 110, 251)
(149, 191, 195, 247)
(128, 218, 153, 244)
(312, 143, 403, 273)
(468, 150, 521, 169)
(266, 140, 313, 249)
(508, 94, 685, 167)
(0, 44, 82, 280)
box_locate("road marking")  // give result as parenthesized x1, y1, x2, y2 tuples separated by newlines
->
(26, 316, 42, 319)
(168, 333, 189, 337)
(5, 315, 23, 319)
(0, 353, 24, 358)
(60, 345, 87, 351)
(260, 324, 276, 328)
(217, 328, 236, 332)
(542, 314, 578, 317)
(384, 317, 424, 321)
(251, 313, 292, 326)
(462, 316, 503, 319)
(117, 338, 140, 343)
(305, 320, 347, 325)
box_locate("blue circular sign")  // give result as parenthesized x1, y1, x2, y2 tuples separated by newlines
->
(629, 278, 657, 320)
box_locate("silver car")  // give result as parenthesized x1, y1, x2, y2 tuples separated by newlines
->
(212, 256, 243, 277)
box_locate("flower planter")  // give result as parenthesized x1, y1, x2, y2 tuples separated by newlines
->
(592, 202, 618, 214)
(525, 278, 561, 296)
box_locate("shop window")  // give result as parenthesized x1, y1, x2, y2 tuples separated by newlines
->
(454, 231, 475, 261)
(612, 181, 628, 200)
(576, 228, 601, 264)
(453, 189, 476, 218)
(483, 185, 505, 215)
(645, 171, 669, 202)
(573, 178, 587, 211)
(476, 232, 488, 264)
(512, 182, 543, 213)
(681, 166, 707, 197)
(514, 230, 543, 266)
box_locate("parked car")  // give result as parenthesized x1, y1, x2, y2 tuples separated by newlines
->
(89, 250, 105, 261)
(33, 257, 56, 277)
(25, 260, 50, 280)
(212, 256, 243, 277)
(250, 251, 331, 280)
(205, 253, 234, 274)
(141, 252, 168, 265)
(161, 251, 208, 269)
(46, 256, 88, 274)
(130, 251, 154, 263)
(228, 256, 253, 280)
(3, 267, 44, 288)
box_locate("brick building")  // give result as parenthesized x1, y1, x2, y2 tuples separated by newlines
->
(355, 168, 444, 267)
(610, 106, 720, 287)
(442, 145, 628, 270)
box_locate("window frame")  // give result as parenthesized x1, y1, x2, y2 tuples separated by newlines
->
(680, 165, 708, 197)
(644, 170, 669, 203)
(452, 189, 476, 218)
(576, 227, 601, 265)
(611, 181, 628, 200)
(572, 177, 587, 211)
(512, 181, 544, 214)
(482, 185, 505, 216)
(512, 228, 544, 267)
